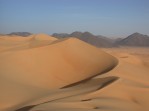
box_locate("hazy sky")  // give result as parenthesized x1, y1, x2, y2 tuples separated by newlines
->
(0, 0, 149, 37)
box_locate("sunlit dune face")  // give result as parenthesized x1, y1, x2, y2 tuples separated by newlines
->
(0, 35, 118, 89)
(1, 35, 149, 111)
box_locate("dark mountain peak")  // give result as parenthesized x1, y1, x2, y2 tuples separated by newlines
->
(70, 31, 83, 37)
(116, 32, 149, 46)
(83, 31, 94, 35)
(71, 31, 82, 34)
(82, 32, 95, 37)
(128, 32, 146, 38)
(70, 31, 95, 38)
(125, 33, 149, 40)
(8, 32, 32, 37)
(132, 32, 141, 35)
(52, 33, 69, 38)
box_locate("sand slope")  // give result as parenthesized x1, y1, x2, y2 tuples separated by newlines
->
(0, 35, 117, 111)
(0, 35, 149, 111)
(28, 48, 149, 111)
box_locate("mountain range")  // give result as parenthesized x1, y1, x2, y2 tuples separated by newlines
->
(2, 32, 149, 47)
(53, 31, 115, 47)
(116, 32, 149, 46)
(52, 31, 149, 47)
(8, 32, 32, 37)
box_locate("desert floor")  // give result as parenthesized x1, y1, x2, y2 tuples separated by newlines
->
(0, 35, 149, 111)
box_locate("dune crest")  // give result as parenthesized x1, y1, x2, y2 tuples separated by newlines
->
(33, 33, 58, 41)
(0, 35, 118, 111)
(1, 35, 148, 111)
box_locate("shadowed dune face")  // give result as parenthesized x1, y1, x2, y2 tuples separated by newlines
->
(0, 35, 118, 111)
(26, 47, 149, 111)
(16, 76, 119, 111)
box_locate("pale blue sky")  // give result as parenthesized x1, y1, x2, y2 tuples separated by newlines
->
(0, 0, 149, 37)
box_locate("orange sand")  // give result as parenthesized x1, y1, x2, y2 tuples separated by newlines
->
(0, 34, 149, 111)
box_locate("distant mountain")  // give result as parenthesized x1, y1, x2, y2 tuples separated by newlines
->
(5, 31, 149, 47)
(8, 32, 32, 37)
(52, 33, 70, 38)
(70, 31, 84, 38)
(52, 31, 114, 47)
(116, 32, 149, 46)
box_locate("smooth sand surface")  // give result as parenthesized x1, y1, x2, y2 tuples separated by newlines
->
(0, 35, 149, 111)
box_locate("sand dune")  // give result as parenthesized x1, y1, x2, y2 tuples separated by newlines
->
(0, 34, 57, 52)
(0, 35, 149, 111)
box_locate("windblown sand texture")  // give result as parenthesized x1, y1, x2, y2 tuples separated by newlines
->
(0, 34, 149, 111)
